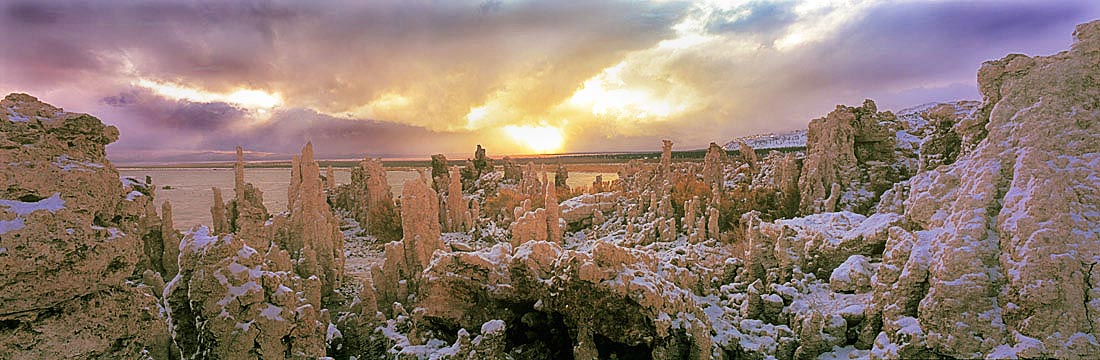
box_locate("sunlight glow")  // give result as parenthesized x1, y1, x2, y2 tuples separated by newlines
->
(465, 105, 490, 129)
(135, 79, 282, 110)
(566, 63, 696, 121)
(503, 125, 564, 153)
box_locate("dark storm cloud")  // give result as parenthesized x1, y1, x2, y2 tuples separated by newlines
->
(101, 89, 248, 131)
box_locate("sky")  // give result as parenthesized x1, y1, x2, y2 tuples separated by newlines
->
(2, 0, 1097, 163)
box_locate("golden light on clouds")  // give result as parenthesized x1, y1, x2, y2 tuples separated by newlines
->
(566, 62, 698, 123)
(134, 79, 282, 111)
(503, 125, 564, 153)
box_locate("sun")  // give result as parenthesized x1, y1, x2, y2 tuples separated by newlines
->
(503, 125, 564, 154)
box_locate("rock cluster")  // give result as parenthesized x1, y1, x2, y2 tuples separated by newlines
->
(797, 99, 900, 215)
(331, 155, 402, 242)
(0, 93, 169, 358)
(735, 20, 1100, 359)
(4, 19, 1099, 360)
(372, 173, 443, 312)
(165, 142, 348, 358)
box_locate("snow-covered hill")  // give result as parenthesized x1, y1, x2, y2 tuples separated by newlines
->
(723, 129, 807, 150)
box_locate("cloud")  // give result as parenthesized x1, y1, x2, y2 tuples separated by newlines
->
(1, 0, 1097, 159)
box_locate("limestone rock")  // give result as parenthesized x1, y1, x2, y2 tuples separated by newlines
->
(510, 208, 547, 246)
(798, 99, 903, 215)
(229, 146, 270, 249)
(829, 255, 872, 293)
(0, 93, 169, 357)
(430, 153, 449, 192)
(445, 166, 466, 232)
(735, 141, 757, 169)
(554, 162, 569, 190)
(331, 156, 400, 242)
(283, 142, 345, 298)
(545, 181, 562, 243)
(164, 226, 329, 359)
(502, 156, 521, 182)
(210, 187, 230, 235)
(867, 21, 1100, 358)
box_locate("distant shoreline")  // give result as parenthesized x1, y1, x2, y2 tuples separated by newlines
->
(112, 147, 805, 169)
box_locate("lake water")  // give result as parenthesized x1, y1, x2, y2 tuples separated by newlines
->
(118, 168, 617, 230)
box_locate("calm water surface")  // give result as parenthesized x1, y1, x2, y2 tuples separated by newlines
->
(119, 168, 616, 230)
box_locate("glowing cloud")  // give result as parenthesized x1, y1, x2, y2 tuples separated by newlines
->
(134, 79, 282, 111)
(565, 60, 699, 125)
(503, 125, 564, 154)
(774, 0, 881, 50)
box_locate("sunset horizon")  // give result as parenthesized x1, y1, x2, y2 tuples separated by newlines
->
(4, 0, 1097, 163)
(3, 2, 1100, 359)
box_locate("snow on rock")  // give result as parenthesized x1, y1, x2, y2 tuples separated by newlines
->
(0, 192, 65, 215)
(829, 255, 872, 293)
(0, 93, 169, 358)
(724, 129, 808, 150)
(865, 20, 1100, 358)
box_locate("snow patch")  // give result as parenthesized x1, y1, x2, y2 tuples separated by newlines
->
(0, 192, 66, 216)
(0, 218, 26, 234)
(260, 304, 285, 321)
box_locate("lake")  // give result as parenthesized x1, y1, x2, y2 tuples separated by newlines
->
(118, 167, 617, 230)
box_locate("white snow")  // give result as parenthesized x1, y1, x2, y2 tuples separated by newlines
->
(0, 193, 65, 234)
(480, 319, 506, 335)
(817, 345, 869, 360)
(0, 218, 26, 234)
(260, 304, 285, 321)
(53, 154, 104, 172)
(0, 193, 65, 216)
(237, 244, 257, 259)
(120, 176, 142, 188)
(326, 322, 343, 343)
(724, 129, 808, 150)
(5, 106, 30, 122)
(182, 225, 224, 251)
(829, 255, 871, 291)
(227, 281, 261, 298)
(235, 320, 254, 332)
(125, 190, 144, 201)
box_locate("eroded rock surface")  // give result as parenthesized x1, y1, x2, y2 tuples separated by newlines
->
(0, 93, 169, 358)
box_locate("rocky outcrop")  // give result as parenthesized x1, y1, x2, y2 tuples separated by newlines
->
(163, 142, 349, 359)
(372, 173, 443, 312)
(283, 142, 345, 298)
(798, 99, 902, 215)
(865, 21, 1100, 358)
(164, 226, 330, 359)
(734, 141, 757, 169)
(554, 162, 569, 190)
(331, 156, 401, 242)
(444, 166, 467, 232)
(211, 187, 230, 235)
(417, 240, 716, 359)
(660, 139, 673, 179)
(502, 156, 521, 182)
(460, 144, 494, 190)
(229, 146, 270, 248)
(545, 180, 562, 243)
(732, 20, 1100, 360)
(0, 93, 169, 358)
(430, 153, 449, 192)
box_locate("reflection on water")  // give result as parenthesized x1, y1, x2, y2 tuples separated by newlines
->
(118, 168, 617, 230)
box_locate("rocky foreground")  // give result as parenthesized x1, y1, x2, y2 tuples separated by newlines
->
(1, 20, 1099, 360)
